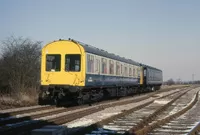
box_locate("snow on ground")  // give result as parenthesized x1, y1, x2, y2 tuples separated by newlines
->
(64, 97, 154, 128)
(153, 100, 170, 104)
(62, 88, 182, 132)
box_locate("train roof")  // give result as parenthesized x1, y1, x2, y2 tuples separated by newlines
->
(140, 63, 162, 72)
(51, 38, 162, 71)
(69, 39, 140, 66)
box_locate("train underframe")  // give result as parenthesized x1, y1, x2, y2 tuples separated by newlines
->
(38, 84, 161, 106)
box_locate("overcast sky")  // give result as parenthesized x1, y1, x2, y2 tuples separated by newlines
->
(0, 0, 200, 81)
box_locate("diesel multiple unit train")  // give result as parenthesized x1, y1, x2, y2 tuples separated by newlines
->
(39, 39, 163, 105)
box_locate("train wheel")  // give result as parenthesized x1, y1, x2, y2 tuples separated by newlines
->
(38, 97, 46, 105)
(54, 97, 57, 105)
(38, 91, 49, 105)
(77, 97, 84, 105)
(151, 86, 155, 92)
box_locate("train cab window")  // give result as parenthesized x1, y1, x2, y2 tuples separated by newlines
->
(46, 54, 61, 72)
(65, 54, 81, 72)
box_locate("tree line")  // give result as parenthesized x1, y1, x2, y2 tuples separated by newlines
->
(0, 36, 41, 94)
(163, 79, 200, 85)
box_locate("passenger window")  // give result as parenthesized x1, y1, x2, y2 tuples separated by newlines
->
(95, 57, 100, 74)
(116, 62, 120, 75)
(65, 54, 81, 72)
(109, 60, 114, 75)
(133, 67, 135, 77)
(101, 58, 107, 74)
(129, 66, 132, 77)
(46, 54, 61, 72)
(121, 64, 123, 75)
(124, 66, 128, 77)
(87, 54, 94, 73)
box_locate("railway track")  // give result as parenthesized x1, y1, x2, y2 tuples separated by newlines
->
(0, 86, 183, 124)
(0, 85, 186, 115)
(0, 92, 156, 127)
(0, 87, 184, 135)
(188, 122, 200, 135)
(63, 87, 190, 135)
(82, 87, 199, 135)
(146, 88, 200, 135)
(0, 105, 56, 118)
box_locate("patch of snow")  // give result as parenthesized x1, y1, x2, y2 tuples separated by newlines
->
(98, 112, 120, 119)
(67, 118, 94, 128)
(153, 100, 170, 104)
(103, 125, 131, 131)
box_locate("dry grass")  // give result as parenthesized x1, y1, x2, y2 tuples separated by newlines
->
(161, 84, 189, 89)
(0, 88, 39, 110)
(0, 85, 189, 110)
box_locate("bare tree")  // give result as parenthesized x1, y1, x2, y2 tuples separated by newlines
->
(166, 78, 175, 86)
(0, 36, 42, 94)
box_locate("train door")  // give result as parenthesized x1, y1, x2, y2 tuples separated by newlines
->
(143, 67, 147, 86)
(140, 66, 147, 86)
